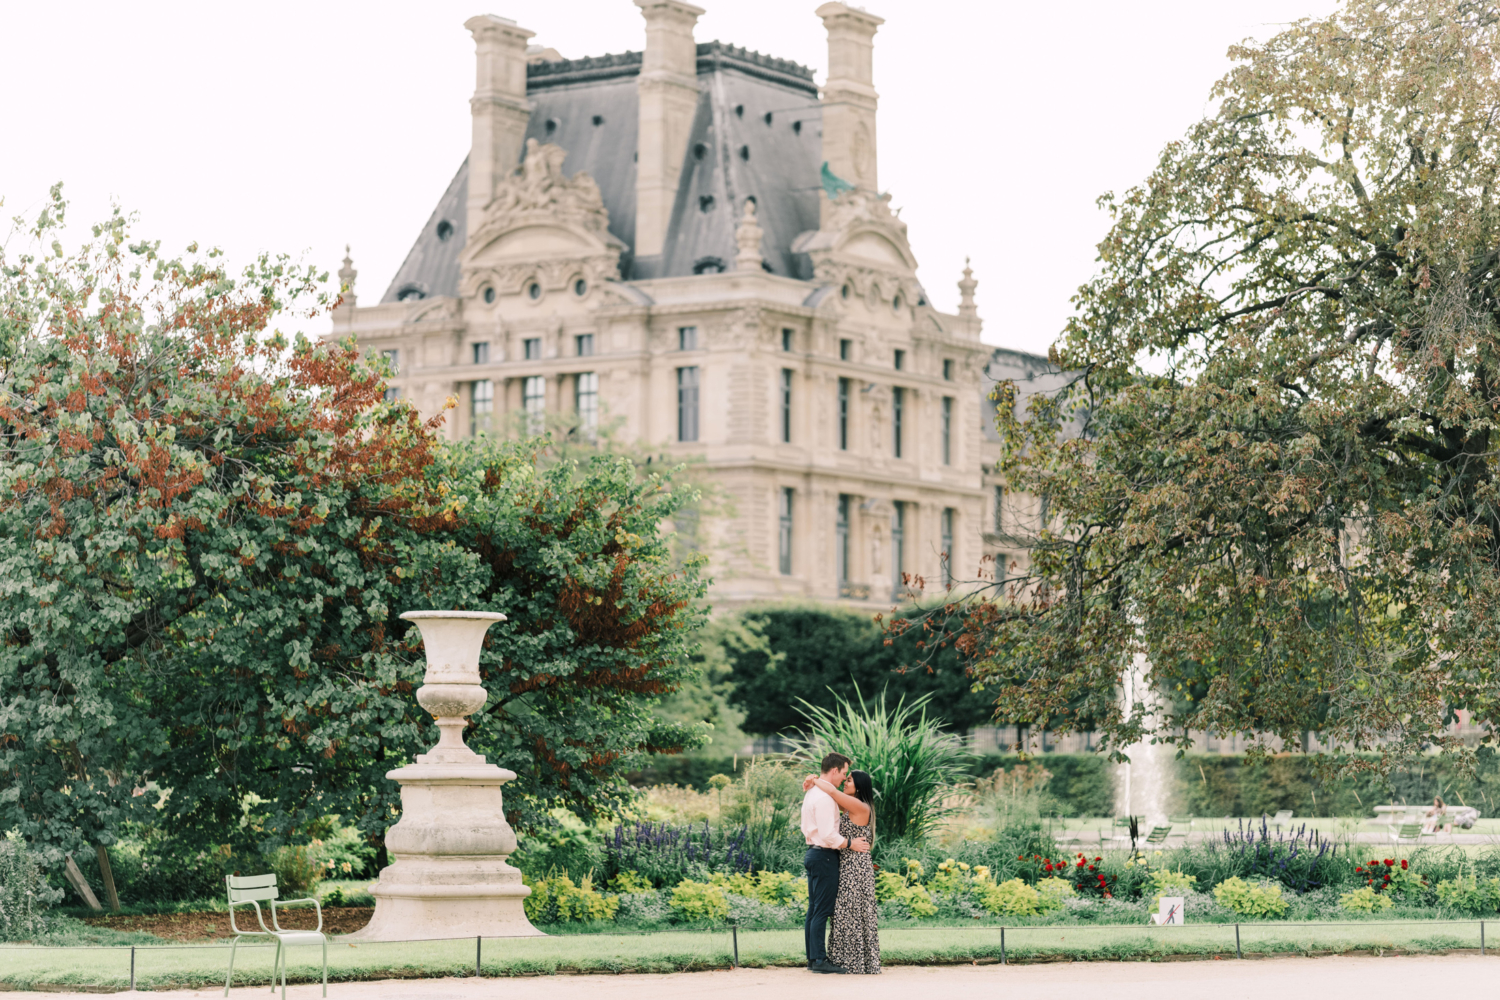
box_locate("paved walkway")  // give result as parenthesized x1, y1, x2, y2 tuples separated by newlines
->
(48, 953, 1495, 1000)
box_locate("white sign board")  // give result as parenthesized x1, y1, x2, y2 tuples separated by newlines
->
(1151, 896, 1185, 925)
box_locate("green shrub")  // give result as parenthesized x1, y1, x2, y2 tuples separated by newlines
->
(1434, 875, 1500, 915)
(1212, 877, 1289, 918)
(1340, 886, 1394, 913)
(668, 879, 730, 922)
(268, 845, 323, 898)
(608, 870, 654, 895)
(1036, 877, 1077, 911)
(874, 860, 937, 918)
(0, 839, 61, 941)
(523, 871, 619, 924)
(973, 877, 1040, 916)
(709, 870, 807, 905)
(1145, 868, 1198, 908)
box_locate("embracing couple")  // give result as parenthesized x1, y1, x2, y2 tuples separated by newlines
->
(800, 752, 880, 975)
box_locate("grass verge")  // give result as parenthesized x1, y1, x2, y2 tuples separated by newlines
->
(0, 921, 1494, 990)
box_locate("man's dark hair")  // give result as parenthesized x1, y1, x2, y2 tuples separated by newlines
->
(820, 752, 852, 774)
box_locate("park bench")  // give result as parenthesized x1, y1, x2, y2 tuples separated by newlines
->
(224, 874, 328, 1000)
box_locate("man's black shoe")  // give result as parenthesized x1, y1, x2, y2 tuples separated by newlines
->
(808, 959, 848, 974)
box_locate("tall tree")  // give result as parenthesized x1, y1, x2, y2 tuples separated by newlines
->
(0, 191, 707, 861)
(910, 0, 1500, 770)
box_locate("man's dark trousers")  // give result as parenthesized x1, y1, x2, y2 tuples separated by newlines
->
(804, 846, 840, 964)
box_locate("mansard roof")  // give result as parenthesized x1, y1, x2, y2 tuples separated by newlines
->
(382, 42, 824, 303)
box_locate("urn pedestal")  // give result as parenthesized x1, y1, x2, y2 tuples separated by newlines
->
(349, 611, 542, 940)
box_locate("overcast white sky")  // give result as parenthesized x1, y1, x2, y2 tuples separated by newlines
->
(1, 0, 1337, 356)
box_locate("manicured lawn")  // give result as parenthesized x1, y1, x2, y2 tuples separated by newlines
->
(1, 921, 1491, 990)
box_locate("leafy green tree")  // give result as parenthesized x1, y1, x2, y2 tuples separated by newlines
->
(725, 604, 996, 735)
(920, 0, 1500, 769)
(0, 191, 708, 863)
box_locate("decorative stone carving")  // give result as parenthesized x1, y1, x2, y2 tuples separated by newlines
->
(493, 139, 610, 235)
(350, 610, 542, 941)
(734, 199, 765, 271)
(337, 246, 358, 309)
(958, 257, 978, 320)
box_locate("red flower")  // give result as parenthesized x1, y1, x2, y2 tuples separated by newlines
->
(1077, 884, 1085, 889)
(1367, 879, 1374, 885)
(1044, 863, 1053, 871)
(1088, 865, 1097, 871)
(1383, 874, 1391, 881)
(1095, 856, 1103, 862)
(1400, 860, 1408, 870)
(1077, 859, 1086, 867)
(1018, 855, 1024, 861)
(1355, 866, 1364, 872)
(1384, 859, 1395, 867)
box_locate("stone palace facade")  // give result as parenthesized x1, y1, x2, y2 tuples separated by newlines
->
(330, 1, 1051, 607)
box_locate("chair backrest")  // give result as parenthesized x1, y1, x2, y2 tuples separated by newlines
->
(1114, 817, 1131, 827)
(1273, 810, 1293, 822)
(1168, 815, 1192, 824)
(1397, 823, 1422, 838)
(227, 873, 280, 904)
(1147, 825, 1172, 843)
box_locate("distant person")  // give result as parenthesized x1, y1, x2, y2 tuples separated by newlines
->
(804, 767, 881, 974)
(1423, 794, 1449, 834)
(801, 753, 869, 974)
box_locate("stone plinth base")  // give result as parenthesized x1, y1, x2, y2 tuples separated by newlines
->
(347, 760, 543, 941)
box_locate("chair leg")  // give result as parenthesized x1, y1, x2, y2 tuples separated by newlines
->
(271, 940, 280, 993)
(322, 938, 328, 998)
(225, 937, 239, 997)
(280, 941, 288, 1000)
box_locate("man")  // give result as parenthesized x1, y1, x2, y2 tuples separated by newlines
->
(801, 751, 870, 974)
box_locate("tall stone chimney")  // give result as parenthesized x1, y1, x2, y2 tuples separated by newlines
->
(464, 15, 535, 240)
(816, 3, 883, 200)
(634, 0, 703, 259)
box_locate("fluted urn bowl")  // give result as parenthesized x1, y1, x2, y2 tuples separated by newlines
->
(400, 610, 506, 763)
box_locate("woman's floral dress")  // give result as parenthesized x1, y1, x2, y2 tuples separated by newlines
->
(826, 810, 880, 973)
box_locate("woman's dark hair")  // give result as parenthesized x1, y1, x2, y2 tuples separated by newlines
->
(849, 769, 875, 805)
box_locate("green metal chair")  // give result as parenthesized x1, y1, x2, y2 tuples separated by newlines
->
(1145, 824, 1173, 845)
(223, 873, 327, 1000)
(1168, 814, 1194, 830)
(1390, 822, 1427, 845)
(1272, 809, 1294, 824)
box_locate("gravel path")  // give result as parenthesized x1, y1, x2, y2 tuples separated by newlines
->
(39, 953, 1495, 1000)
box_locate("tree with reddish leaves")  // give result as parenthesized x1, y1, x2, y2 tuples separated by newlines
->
(0, 189, 707, 865)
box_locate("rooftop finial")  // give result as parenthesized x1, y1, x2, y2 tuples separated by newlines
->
(338, 245, 358, 309)
(958, 256, 978, 320)
(734, 198, 765, 272)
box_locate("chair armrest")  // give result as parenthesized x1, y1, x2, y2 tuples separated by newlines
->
(270, 896, 324, 933)
(228, 899, 273, 936)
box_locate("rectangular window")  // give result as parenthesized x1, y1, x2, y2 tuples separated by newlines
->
(782, 328, 794, 352)
(838, 377, 850, 451)
(471, 379, 493, 437)
(993, 484, 1004, 533)
(941, 507, 955, 587)
(575, 333, 594, 357)
(575, 371, 598, 436)
(677, 366, 700, 442)
(384, 386, 400, 403)
(943, 358, 953, 380)
(891, 500, 905, 601)
(836, 494, 850, 589)
(893, 349, 905, 371)
(941, 396, 953, 465)
(780, 368, 793, 443)
(892, 387, 904, 458)
(522, 375, 545, 434)
(472, 342, 490, 365)
(839, 339, 851, 361)
(678, 326, 698, 351)
(523, 337, 541, 361)
(778, 487, 794, 575)
(381, 348, 400, 374)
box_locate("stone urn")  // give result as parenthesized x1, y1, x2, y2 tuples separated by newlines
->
(349, 610, 542, 940)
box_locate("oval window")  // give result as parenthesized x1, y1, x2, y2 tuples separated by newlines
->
(527, 282, 542, 300)
(483, 286, 496, 304)
(893, 294, 902, 312)
(840, 284, 850, 300)
(574, 278, 588, 297)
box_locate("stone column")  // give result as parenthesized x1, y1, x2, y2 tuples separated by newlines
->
(816, 2, 883, 226)
(350, 610, 542, 941)
(465, 15, 535, 241)
(634, 0, 703, 258)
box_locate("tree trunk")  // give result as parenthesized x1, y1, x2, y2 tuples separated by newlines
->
(95, 844, 121, 912)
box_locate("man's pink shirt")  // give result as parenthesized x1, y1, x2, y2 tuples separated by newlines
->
(801, 785, 844, 849)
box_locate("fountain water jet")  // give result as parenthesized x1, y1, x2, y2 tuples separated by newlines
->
(349, 610, 542, 940)
(1114, 650, 1173, 826)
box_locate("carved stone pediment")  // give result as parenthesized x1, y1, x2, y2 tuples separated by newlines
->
(460, 139, 625, 296)
(792, 187, 922, 308)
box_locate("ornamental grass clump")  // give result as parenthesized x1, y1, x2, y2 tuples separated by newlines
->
(785, 687, 973, 840)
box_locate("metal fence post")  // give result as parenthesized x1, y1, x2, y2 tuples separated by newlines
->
(731, 923, 739, 968)
(1000, 926, 1006, 965)
(1482, 921, 1486, 956)
(1235, 923, 1242, 959)
(130, 946, 135, 991)
(476, 935, 482, 977)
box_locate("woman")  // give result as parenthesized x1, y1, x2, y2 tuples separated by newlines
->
(1423, 794, 1448, 834)
(804, 768, 880, 974)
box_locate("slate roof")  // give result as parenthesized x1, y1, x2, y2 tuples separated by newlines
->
(382, 42, 824, 303)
